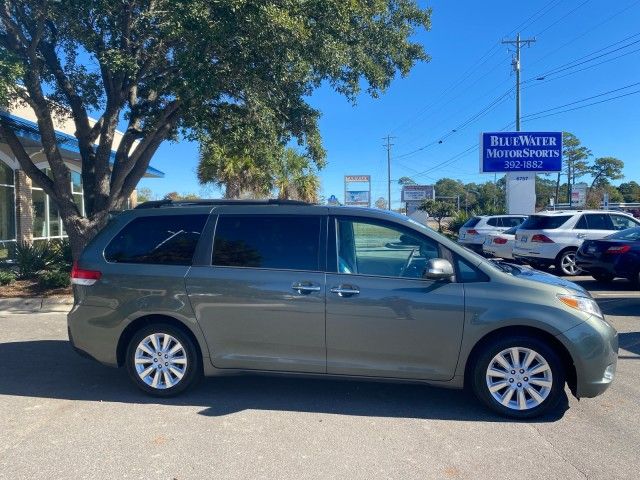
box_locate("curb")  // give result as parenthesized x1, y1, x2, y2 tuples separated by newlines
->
(0, 296, 73, 314)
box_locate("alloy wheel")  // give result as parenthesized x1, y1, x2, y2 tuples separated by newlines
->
(485, 346, 553, 411)
(134, 333, 188, 389)
(560, 251, 581, 275)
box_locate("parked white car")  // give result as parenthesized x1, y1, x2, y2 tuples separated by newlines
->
(458, 215, 527, 253)
(482, 225, 518, 259)
(512, 210, 640, 275)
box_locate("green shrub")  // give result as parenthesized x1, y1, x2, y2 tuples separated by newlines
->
(14, 241, 59, 279)
(50, 239, 73, 272)
(0, 270, 15, 285)
(38, 270, 71, 289)
(446, 210, 471, 236)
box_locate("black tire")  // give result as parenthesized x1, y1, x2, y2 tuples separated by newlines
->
(555, 249, 582, 276)
(125, 323, 201, 397)
(471, 335, 565, 419)
(592, 273, 615, 283)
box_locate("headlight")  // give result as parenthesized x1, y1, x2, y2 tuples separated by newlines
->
(557, 294, 603, 318)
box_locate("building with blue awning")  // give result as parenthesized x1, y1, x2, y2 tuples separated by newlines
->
(0, 104, 164, 258)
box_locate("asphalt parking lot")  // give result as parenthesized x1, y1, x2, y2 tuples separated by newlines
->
(1, 276, 639, 480)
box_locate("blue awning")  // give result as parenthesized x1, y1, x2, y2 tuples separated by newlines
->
(0, 111, 164, 178)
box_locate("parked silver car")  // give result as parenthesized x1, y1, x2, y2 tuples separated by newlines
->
(68, 200, 617, 419)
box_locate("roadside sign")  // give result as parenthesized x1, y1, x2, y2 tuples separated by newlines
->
(401, 184, 435, 202)
(327, 194, 340, 206)
(405, 200, 423, 215)
(480, 132, 562, 173)
(344, 175, 371, 207)
(571, 183, 588, 207)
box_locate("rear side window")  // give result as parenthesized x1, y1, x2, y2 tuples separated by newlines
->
(463, 217, 481, 228)
(487, 217, 501, 227)
(213, 215, 321, 271)
(519, 215, 572, 230)
(585, 213, 613, 230)
(105, 214, 208, 265)
(502, 217, 525, 228)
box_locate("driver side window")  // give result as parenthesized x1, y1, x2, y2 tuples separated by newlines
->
(336, 218, 440, 279)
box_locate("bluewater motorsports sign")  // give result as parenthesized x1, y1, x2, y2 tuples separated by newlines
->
(480, 132, 562, 173)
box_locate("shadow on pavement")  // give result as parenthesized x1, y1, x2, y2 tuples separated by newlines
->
(619, 332, 640, 356)
(0, 340, 567, 423)
(595, 298, 640, 317)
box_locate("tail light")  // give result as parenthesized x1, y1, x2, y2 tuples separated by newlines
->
(467, 229, 479, 235)
(71, 261, 102, 286)
(606, 245, 631, 254)
(531, 234, 554, 243)
(493, 237, 508, 245)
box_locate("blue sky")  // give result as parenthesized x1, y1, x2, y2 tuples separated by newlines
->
(138, 0, 640, 208)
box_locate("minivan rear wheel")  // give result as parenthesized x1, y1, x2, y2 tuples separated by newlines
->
(472, 336, 565, 419)
(125, 324, 200, 396)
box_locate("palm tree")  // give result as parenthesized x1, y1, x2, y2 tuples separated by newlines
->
(273, 148, 321, 203)
(198, 142, 271, 198)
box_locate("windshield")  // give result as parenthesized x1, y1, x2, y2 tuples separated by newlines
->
(606, 227, 640, 241)
(519, 215, 572, 230)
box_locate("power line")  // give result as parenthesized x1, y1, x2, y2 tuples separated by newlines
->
(527, 45, 640, 86)
(522, 81, 640, 118)
(532, 0, 592, 37)
(523, 87, 640, 122)
(388, 0, 563, 136)
(527, 0, 640, 70)
(394, 86, 514, 160)
(532, 38, 640, 79)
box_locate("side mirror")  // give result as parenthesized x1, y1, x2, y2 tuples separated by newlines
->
(423, 258, 454, 280)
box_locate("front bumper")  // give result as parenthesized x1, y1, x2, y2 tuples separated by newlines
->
(557, 316, 618, 398)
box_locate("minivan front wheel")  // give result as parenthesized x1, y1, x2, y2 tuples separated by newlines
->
(472, 336, 565, 419)
(126, 324, 200, 396)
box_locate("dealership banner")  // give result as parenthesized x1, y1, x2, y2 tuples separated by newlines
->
(480, 132, 562, 173)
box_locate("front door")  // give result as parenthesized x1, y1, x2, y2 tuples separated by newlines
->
(326, 216, 465, 381)
(186, 211, 327, 373)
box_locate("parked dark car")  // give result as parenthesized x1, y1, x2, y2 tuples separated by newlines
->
(576, 227, 640, 284)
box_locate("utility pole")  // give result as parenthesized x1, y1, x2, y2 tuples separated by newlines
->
(502, 33, 535, 132)
(502, 33, 536, 214)
(383, 135, 395, 210)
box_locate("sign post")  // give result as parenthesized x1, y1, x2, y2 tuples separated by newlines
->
(480, 132, 563, 214)
(344, 175, 371, 207)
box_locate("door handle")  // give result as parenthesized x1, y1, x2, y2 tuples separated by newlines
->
(291, 282, 321, 294)
(330, 285, 360, 297)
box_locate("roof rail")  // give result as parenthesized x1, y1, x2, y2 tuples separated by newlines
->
(134, 198, 311, 209)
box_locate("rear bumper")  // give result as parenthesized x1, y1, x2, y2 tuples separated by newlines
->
(557, 316, 618, 398)
(576, 252, 638, 278)
(67, 304, 122, 367)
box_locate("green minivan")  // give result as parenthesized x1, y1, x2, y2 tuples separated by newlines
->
(68, 200, 618, 418)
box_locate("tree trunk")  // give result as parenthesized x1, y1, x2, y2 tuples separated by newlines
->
(62, 211, 111, 261)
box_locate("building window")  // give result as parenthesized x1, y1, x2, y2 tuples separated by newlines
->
(31, 169, 84, 240)
(0, 161, 16, 259)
